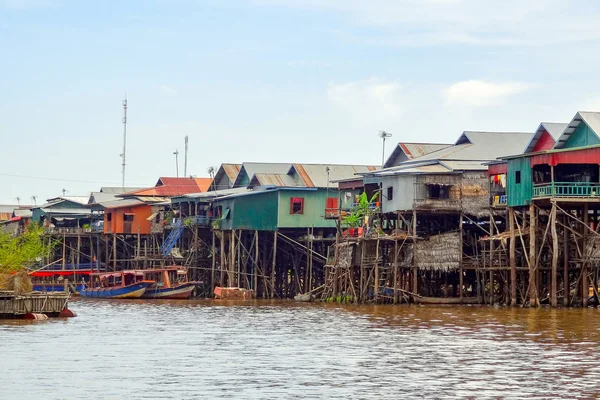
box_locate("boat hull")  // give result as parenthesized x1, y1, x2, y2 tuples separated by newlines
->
(32, 284, 86, 292)
(80, 281, 153, 299)
(141, 282, 197, 299)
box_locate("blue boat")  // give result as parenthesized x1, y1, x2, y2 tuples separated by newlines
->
(80, 271, 154, 299)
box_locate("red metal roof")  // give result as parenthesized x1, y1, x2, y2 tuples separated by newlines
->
(125, 177, 212, 197)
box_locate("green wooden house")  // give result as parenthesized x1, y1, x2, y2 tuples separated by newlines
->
(503, 112, 600, 207)
(213, 187, 338, 232)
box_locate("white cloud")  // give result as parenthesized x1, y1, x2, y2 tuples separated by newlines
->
(444, 80, 532, 106)
(159, 84, 177, 95)
(250, 0, 600, 47)
(327, 78, 405, 125)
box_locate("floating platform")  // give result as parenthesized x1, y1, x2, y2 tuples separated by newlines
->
(214, 287, 253, 300)
(0, 291, 75, 319)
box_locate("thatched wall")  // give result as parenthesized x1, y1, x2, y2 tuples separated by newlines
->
(414, 231, 461, 271)
(413, 171, 490, 217)
(459, 171, 489, 217)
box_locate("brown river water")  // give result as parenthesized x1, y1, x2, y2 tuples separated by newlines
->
(2, 300, 600, 399)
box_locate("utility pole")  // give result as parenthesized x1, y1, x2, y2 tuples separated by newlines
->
(173, 149, 179, 177)
(379, 130, 392, 169)
(120, 96, 128, 188)
(184, 136, 189, 177)
(31, 196, 37, 206)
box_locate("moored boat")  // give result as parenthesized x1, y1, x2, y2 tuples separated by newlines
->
(80, 271, 154, 299)
(140, 266, 198, 299)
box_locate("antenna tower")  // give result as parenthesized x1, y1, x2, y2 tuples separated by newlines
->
(120, 96, 128, 188)
(184, 135, 189, 177)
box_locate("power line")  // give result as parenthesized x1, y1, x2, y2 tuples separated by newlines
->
(0, 172, 148, 186)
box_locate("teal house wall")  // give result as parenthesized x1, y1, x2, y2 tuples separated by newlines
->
(277, 189, 337, 229)
(216, 191, 278, 231)
(507, 157, 533, 207)
(214, 188, 338, 231)
(562, 123, 600, 149)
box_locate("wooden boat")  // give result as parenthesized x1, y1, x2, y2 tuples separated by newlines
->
(415, 296, 481, 305)
(140, 266, 198, 299)
(29, 262, 101, 293)
(80, 271, 154, 299)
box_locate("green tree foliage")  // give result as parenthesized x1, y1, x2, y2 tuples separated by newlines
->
(341, 192, 380, 228)
(0, 224, 53, 273)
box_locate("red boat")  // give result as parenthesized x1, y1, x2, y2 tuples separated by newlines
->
(140, 266, 198, 299)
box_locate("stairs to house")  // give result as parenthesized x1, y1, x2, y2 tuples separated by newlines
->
(160, 220, 184, 257)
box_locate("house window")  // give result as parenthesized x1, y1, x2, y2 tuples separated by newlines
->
(124, 213, 134, 222)
(326, 197, 338, 210)
(427, 184, 450, 199)
(290, 197, 304, 214)
(515, 171, 521, 184)
(387, 186, 393, 201)
(106, 213, 112, 222)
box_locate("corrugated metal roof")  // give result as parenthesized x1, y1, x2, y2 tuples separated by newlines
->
(384, 142, 452, 168)
(40, 207, 91, 215)
(99, 198, 146, 209)
(0, 205, 19, 213)
(370, 131, 532, 177)
(45, 196, 90, 205)
(123, 177, 210, 198)
(441, 160, 489, 171)
(399, 143, 453, 159)
(222, 163, 242, 181)
(377, 164, 452, 176)
(554, 112, 600, 149)
(233, 163, 292, 187)
(291, 164, 378, 188)
(250, 173, 299, 187)
(172, 187, 253, 203)
(403, 131, 532, 162)
(13, 209, 32, 218)
(100, 187, 144, 194)
(523, 122, 567, 153)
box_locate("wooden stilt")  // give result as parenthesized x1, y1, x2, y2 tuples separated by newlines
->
(393, 238, 399, 304)
(62, 232, 66, 270)
(489, 214, 495, 305)
(412, 209, 418, 299)
(583, 204, 589, 307)
(551, 201, 558, 307)
(211, 230, 216, 292)
(509, 207, 517, 305)
(459, 213, 464, 302)
(220, 231, 225, 287)
(271, 231, 277, 299)
(563, 212, 569, 306)
(112, 234, 117, 270)
(374, 239, 380, 303)
(529, 203, 537, 307)
(254, 230, 259, 297)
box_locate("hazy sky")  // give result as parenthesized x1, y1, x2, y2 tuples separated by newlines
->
(2, 0, 600, 204)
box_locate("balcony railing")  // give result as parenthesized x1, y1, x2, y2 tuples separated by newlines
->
(167, 215, 214, 227)
(533, 182, 600, 198)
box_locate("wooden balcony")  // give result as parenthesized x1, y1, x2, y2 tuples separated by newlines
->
(533, 182, 600, 199)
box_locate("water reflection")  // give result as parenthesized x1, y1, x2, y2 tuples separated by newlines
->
(2, 300, 600, 399)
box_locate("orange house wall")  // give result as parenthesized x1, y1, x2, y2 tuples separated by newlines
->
(104, 204, 152, 234)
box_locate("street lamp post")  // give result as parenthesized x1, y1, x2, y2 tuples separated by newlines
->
(379, 130, 392, 169)
(173, 149, 179, 177)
